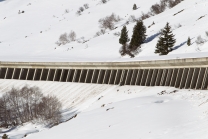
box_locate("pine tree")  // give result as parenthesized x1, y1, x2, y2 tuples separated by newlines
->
(2, 134, 8, 139)
(133, 4, 137, 10)
(119, 26, 128, 45)
(187, 37, 191, 46)
(155, 22, 176, 55)
(129, 20, 146, 50)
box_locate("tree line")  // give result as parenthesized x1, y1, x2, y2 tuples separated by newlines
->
(119, 21, 191, 57)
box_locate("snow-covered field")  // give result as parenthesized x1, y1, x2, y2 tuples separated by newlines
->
(0, 0, 208, 62)
(1, 80, 208, 139)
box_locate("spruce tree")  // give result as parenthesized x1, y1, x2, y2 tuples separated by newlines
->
(2, 134, 8, 139)
(187, 37, 191, 46)
(129, 20, 146, 50)
(155, 22, 176, 55)
(133, 4, 137, 10)
(119, 26, 128, 45)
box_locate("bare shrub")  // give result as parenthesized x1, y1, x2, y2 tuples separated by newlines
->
(76, 10, 81, 16)
(101, 0, 107, 4)
(94, 29, 106, 37)
(68, 31, 76, 41)
(83, 4, 89, 9)
(99, 13, 121, 30)
(59, 33, 69, 45)
(65, 9, 69, 13)
(79, 7, 84, 12)
(169, 0, 182, 8)
(140, 12, 151, 20)
(195, 35, 206, 45)
(0, 86, 62, 128)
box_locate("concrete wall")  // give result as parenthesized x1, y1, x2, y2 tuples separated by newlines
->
(1, 57, 208, 89)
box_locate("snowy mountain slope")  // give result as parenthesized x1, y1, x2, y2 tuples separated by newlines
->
(0, 0, 208, 62)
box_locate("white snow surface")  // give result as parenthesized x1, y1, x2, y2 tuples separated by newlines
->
(1, 80, 208, 138)
(0, 0, 208, 62)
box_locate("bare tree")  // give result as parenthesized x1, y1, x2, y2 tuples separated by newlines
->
(83, 4, 89, 9)
(99, 13, 121, 30)
(68, 31, 76, 41)
(59, 33, 69, 45)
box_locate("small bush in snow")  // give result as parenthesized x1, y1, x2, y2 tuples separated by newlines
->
(65, 9, 69, 13)
(195, 35, 206, 45)
(59, 33, 69, 45)
(101, 0, 107, 4)
(76, 10, 81, 16)
(99, 13, 121, 30)
(168, 0, 183, 8)
(83, 4, 89, 9)
(128, 15, 137, 22)
(79, 7, 84, 12)
(68, 31, 77, 41)
(133, 4, 137, 10)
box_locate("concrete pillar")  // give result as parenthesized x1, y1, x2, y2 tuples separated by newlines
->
(91, 69, 96, 83)
(150, 69, 158, 86)
(53, 69, 62, 81)
(145, 69, 153, 86)
(103, 70, 111, 84)
(34, 69, 42, 81)
(201, 68, 208, 89)
(114, 70, 122, 85)
(184, 68, 194, 89)
(78, 69, 83, 82)
(41, 69, 49, 81)
(125, 70, 133, 85)
(179, 68, 189, 89)
(26, 69, 30, 80)
(141, 69, 148, 86)
(109, 70, 117, 84)
(12, 68, 16, 79)
(120, 70, 128, 86)
(4, 68, 8, 79)
(46, 69, 50, 81)
(6, 68, 14, 79)
(59, 69, 64, 82)
(131, 70, 138, 85)
(155, 69, 163, 86)
(20, 69, 29, 80)
(98, 70, 105, 84)
(165, 69, 173, 86)
(68, 69, 75, 82)
(86, 70, 93, 83)
(66, 70, 71, 82)
(39, 69, 44, 81)
(160, 69, 168, 86)
(27, 69, 35, 80)
(33, 69, 37, 80)
(74, 70, 81, 82)
(190, 68, 200, 89)
(135, 69, 143, 85)
(196, 68, 205, 89)
(79, 69, 87, 83)
(92, 70, 99, 84)
(119, 70, 125, 86)
(113, 70, 118, 85)
(19, 68, 23, 80)
(175, 68, 183, 88)
(72, 69, 77, 82)
(170, 69, 178, 87)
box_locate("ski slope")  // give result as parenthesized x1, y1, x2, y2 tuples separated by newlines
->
(0, 0, 208, 62)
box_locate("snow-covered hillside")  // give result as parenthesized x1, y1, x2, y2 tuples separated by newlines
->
(1, 80, 208, 138)
(0, 0, 208, 62)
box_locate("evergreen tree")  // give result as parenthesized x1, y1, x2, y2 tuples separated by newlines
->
(2, 134, 8, 139)
(187, 37, 191, 46)
(119, 26, 128, 45)
(133, 4, 137, 10)
(155, 22, 176, 55)
(129, 20, 146, 50)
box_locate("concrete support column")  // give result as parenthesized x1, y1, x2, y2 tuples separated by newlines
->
(46, 69, 51, 81)
(175, 68, 183, 88)
(12, 68, 16, 79)
(72, 69, 77, 82)
(113, 70, 119, 85)
(190, 68, 200, 89)
(39, 69, 43, 81)
(145, 69, 153, 86)
(150, 69, 158, 86)
(53, 69, 57, 81)
(26, 69, 30, 80)
(184, 68, 194, 89)
(78, 70, 83, 82)
(114, 70, 122, 85)
(141, 69, 148, 86)
(6, 68, 14, 79)
(179, 68, 189, 89)
(66, 70, 71, 82)
(59, 69, 64, 82)
(86, 70, 94, 83)
(165, 69, 173, 86)
(33, 69, 37, 81)
(201, 68, 208, 89)
(155, 69, 163, 86)
(19, 68, 23, 80)
(109, 70, 117, 84)
(4, 68, 8, 79)
(196, 68, 205, 89)
(136, 69, 143, 85)
(170, 69, 178, 87)
(98, 70, 105, 84)
(92, 70, 99, 84)
(160, 69, 168, 86)
(131, 70, 138, 85)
